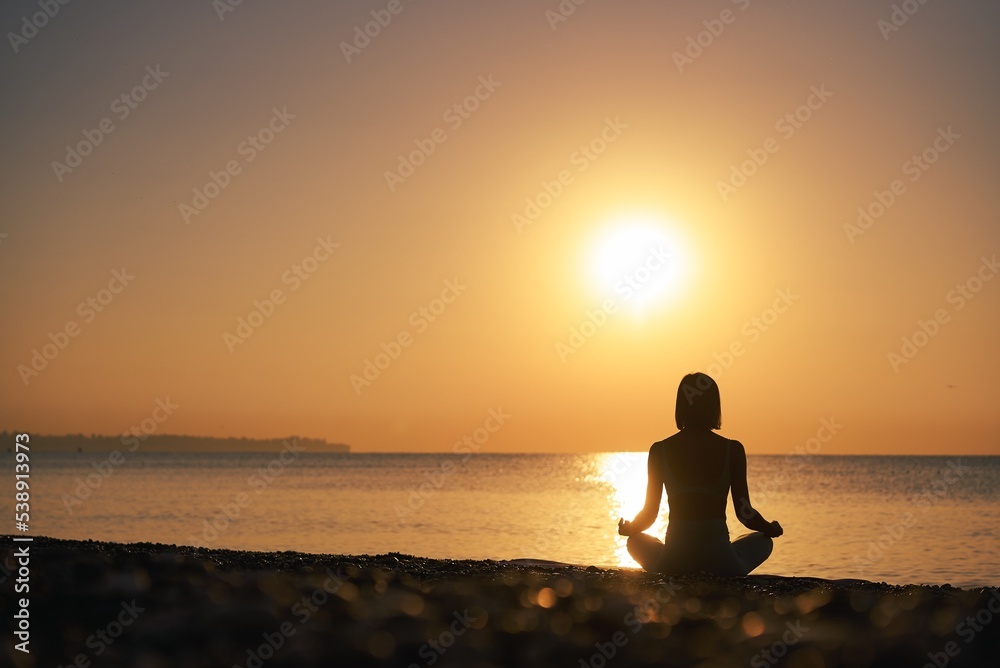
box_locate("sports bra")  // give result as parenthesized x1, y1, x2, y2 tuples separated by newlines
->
(663, 442, 731, 497)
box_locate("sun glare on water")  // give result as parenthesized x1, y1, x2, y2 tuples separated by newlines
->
(597, 452, 669, 568)
(586, 213, 690, 315)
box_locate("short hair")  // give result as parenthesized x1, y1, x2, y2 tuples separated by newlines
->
(675, 372, 722, 430)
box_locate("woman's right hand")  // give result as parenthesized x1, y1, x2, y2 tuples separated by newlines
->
(617, 518, 633, 536)
(765, 521, 783, 538)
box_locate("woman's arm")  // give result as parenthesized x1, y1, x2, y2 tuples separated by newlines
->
(618, 445, 663, 535)
(730, 440, 783, 537)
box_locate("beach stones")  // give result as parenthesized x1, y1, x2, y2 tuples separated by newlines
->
(6, 536, 999, 668)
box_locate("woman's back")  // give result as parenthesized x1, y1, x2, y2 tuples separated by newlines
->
(657, 429, 733, 521)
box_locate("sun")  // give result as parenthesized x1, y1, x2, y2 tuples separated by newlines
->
(586, 212, 688, 313)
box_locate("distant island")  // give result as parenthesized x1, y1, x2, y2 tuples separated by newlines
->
(1, 431, 350, 453)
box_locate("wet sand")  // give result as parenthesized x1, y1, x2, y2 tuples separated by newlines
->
(3, 535, 998, 667)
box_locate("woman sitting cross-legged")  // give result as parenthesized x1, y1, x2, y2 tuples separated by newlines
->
(618, 372, 783, 576)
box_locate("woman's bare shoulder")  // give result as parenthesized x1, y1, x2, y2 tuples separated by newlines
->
(651, 432, 678, 444)
(723, 436, 747, 458)
(651, 432, 684, 451)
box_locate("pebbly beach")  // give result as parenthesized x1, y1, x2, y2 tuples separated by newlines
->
(3, 536, 998, 668)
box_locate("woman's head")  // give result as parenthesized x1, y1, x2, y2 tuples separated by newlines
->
(675, 372, 721, 430)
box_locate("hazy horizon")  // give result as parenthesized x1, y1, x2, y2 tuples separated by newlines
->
(3, 0, 999, 455)
(10, 430, 1000, 456)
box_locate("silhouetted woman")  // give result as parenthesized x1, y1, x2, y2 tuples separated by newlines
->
(618, 372, 782, 575)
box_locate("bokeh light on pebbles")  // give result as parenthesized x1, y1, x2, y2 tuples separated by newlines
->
(742, 610, 766, 637)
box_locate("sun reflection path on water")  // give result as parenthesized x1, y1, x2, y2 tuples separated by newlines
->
(594, 452, 670, 568)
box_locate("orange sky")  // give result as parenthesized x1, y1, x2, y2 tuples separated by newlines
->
(2, 1, 998, 454)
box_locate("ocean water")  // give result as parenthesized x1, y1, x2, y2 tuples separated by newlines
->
(8, 452, 999, 588)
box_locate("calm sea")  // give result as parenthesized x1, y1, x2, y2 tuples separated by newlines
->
(8, 452, 999, 588)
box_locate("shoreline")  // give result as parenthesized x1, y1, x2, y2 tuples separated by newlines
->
(4, 535, 999, 667)
(4, 534, 991, 592)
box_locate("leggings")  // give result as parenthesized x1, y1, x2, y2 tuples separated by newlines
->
(627, 520, 774, 576)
